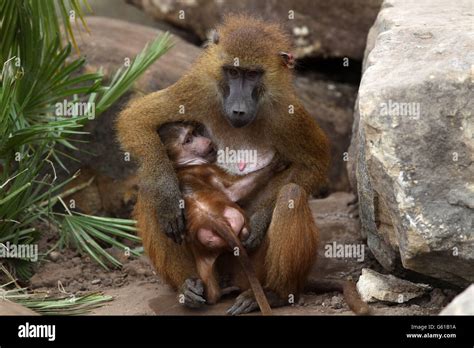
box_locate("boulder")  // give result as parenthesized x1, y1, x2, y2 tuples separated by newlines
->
(356, 268, 431, 303)
(128, 0, 382, 60)
(70, 17, 355, 192)
(348, 0, 474, 286)
(80, 16, 201, 93)
(440, 284, 474, 315)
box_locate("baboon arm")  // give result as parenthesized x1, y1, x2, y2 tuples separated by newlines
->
(116, 92, 183, 166)
(242, 172, 292, 250)
(117, 92, 185, 195)
(116, 91, 198, 242)
(244, 103, 330, 250)
(276, 102, 330, 195)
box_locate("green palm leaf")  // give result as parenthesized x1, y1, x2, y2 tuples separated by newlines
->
(0, 0, 172, 310)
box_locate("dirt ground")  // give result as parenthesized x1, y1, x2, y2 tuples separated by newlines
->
(27, 244, 449, 316)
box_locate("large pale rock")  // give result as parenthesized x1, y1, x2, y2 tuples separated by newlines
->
(440, 284, 474, 315)
(348, 0, 474, 286)
(128, 0, 381, 60)
(356, 268, 431, 303)
(69, 17, 355, 192)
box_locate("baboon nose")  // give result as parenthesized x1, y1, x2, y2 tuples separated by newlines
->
(232, 109, 246, 116)
(231, 102, 247, 116)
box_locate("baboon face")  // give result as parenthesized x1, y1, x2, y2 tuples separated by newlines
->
(181, 126, 217, 162)
(159, 124, 217, 165)
(210, 16, 294, 129)
(220, 65, 264, 128)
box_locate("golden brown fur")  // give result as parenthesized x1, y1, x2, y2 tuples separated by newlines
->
(117, 15, 330, 310)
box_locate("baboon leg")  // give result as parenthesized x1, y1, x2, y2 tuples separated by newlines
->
(134, 197, 203, 306)
(229, 183, 319, 314)
(193, 252, 221, 305)
(263, 183, 319, 299)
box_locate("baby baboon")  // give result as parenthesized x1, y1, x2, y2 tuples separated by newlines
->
(159, 122, 286, 314)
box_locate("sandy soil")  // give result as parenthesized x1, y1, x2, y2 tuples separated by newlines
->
(27, 246, 448, 316)
(22, 193, 454, 316)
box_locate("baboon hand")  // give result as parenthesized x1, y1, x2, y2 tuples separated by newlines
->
(242, 209, 270, 251)
(179, 278, 206, 308)
(156, 191, 186, 244)
(226, 289, 284, 315)
(226, 290, 259, 315)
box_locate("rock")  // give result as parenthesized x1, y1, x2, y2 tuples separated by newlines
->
(356, 268, 431, 303)
(48, 251, 61, 262)
(440, 285, 474, 315)
(296, 77, 357, 192)
(91, 279, 102, 285)
(128, 0, 382, 60)
(80, 17, 201, 93)
(309, 192, 368, 280)
(69, 17, 355, 191)
(348, 0, 474, 286)
(447, 189, 474, 209)
(0, 300, 39, 316)
(427, 288, 448, 308)
(330, 295, 344, 309)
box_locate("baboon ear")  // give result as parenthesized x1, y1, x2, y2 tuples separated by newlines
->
(279, 51, 295, 69)
(204, 29, 219, 48)
(210, 29, 219, 44)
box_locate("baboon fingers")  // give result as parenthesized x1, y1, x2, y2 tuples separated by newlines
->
(163, 213, 185, 244)
(227, 295, 258, 315)
(226, 289, 274, 316)
(181, 278, 206, 308)
(183, 290, 206, 308)
(185, 277, 204, 293)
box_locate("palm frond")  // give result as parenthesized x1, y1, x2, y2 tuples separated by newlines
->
(60, 213, 139, 269)
(94, 33, 173, 115)
(0, 0, 170, 274)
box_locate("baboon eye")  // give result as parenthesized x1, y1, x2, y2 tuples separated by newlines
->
(228, 68, 239, 78)
(246, 70, 259, 79)
(183, 135, 193, 145)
